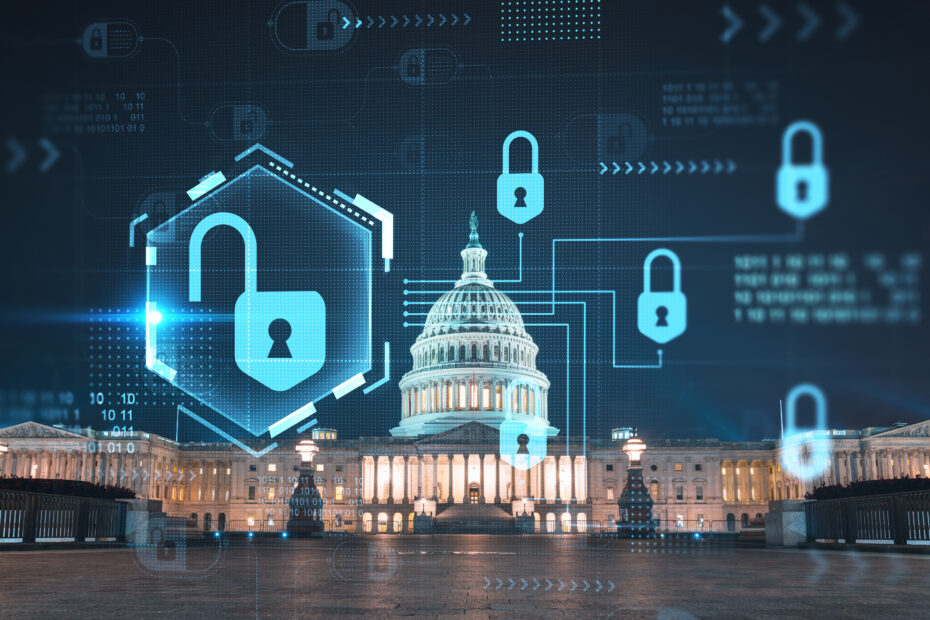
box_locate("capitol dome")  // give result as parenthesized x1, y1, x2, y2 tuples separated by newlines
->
(391, 213, 556, 437)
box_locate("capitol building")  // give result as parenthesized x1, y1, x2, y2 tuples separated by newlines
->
(1, 217, 930, 534)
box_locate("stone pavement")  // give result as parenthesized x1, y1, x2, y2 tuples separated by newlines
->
(1, 535, 928, 618)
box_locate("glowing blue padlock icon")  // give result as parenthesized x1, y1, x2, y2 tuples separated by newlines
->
(780, 383, 831, 481)
(499, 419, 546, 471)
(497, 130, 544, 225)
(776, 120, 829, 219)
(637, 249, 686, 344)
(189, 212, 326, 392)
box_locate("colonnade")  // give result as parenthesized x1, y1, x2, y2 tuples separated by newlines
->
(402, 379, 548, 419)
(360, 453, 586, 505)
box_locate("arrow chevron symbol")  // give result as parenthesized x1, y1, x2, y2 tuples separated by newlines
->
(508, 578, 515, 590)
(835, 2, 860, 40)
(583, 580, 590, 592)
(663, 161, 671, 174)
(165, 470, 172, 482)
(624, 161, 633, 174)
(533, 578, 540, 591)
(727, 159, 736, 173)
(402, 15, 410, 27)
(463, 13, 471, 26)
(637, 162, 645, 174)
(520, 578, 528, 590)
(599, 162, 608, 175)
(439, 13, 446, 26)
(38, 138, 58, 173)
(378, 15, 386, 28)
(701, 160, 710, 174)
(132, 469, 139, 481)
(142, 468, 149, 481)
(612, 161, 620, 175)
(607, 580, 615, 593)
(595, 579, 602, 592)
(797, 3, 820, 41)
(676, 160, 684, 174)
(189, 470, 197, 481)
(415, 14, 422, 27)
(720, 5, 743, 43)
(426, 14, 434, 27)
(688, 160, 697, 174)
(451, 13, 459, 26)
(5, 138, 25, 174)
(758, 4, 781, 42)
(545, 578, 552, 591)
(342, 16, 350, 29)
(355, 18, 361, 28)
(713, 159, 723, 174)
(558, 579, 564, 592)
(570, 579, 577, 592)
(496, 578, 503, 590)
(390, 15, 398, 27)
(650, 161, 658, 174)
(484, 577, 490, 590)
(153, 470, 160, 481)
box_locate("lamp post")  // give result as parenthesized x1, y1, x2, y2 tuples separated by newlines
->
(617, 434, 655, 539)
(287, 439, 324, 538)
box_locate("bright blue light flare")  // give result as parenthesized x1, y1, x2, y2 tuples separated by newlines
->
(281, 532, 288, 538)
(247, 531, 254, 538)
(213, 531, 221, 538)
(147, 309, 163, 325)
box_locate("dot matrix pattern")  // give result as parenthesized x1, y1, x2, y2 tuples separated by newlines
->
(501, 0, 602, 42)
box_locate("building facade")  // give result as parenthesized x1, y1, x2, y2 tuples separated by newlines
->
(1, 220, 929, 534)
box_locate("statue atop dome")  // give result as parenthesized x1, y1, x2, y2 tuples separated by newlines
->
(466, 211, 482, 249)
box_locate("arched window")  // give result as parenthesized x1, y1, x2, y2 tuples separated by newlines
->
(218, 513, 226, 532)
(459, 345, 466, 361)
(408, 512, 415, 531)
(561, 512, 572, 533)
(378, 512, 388, 533)
(483, 344, 490, 360)
(495, 385, 502, 410)
(393, 512, 403, 533)
(576, 512, 587, 532)
(439, 348, 445, 362)
(534, 512, 541, 533)
(203, 513, 212, 532)
(482, 384, 490, 409)
(363, 512, 373, 533)
(449, 345, 455, 361)
(504, 346, 510, 362)
(431, 348, 436, 363)
(546, 513, 556, 533)
(470, 382, 479, 409)
(494, 345, 500, 360)
(529, 390, 535, 415)
(649, 481, 660, 500)
(447, 384, 453, 410)
(471, 344, 478, 360)
(458, 383, 467, 409)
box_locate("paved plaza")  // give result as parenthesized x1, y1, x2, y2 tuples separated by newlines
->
(1, 536, 928, 618)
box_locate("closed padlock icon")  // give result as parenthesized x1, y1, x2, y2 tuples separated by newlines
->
(316, 8, 339, 40)
(188, 212, 326, 392)
(497, 130, 544, 225)
(776, 120, 829, 219)
(90, 28, 103, 51)
(407, 54, 421, 78)
(780, 383, 831, 480)
(499, 419, 546, 471)
(637, 248, 687, 344)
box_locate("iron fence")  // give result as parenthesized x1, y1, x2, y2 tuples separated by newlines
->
(805, 490, 930, 545)
(0, 489, 126, 543)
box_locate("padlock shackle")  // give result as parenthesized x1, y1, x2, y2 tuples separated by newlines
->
(642, 248, 682, 293)
(784, 382, 827, 432)
(328, 8, 341, 21)
(189, 212, 257, 302)
(502, 130, 539, 174)
(781, 120, 824, 166)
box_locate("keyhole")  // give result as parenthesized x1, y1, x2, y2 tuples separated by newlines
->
(267, 319, 293, 358)
(655, 306, 669, 327)
(514, 187, 528, 208)
(796, 181, 808, 201)
(517, 433, 530, 454)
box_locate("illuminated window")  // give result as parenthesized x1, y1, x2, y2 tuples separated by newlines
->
(213, 468, 217, 475)
(722, 467, 727, 475)
(335, 486, 343, 501)
(529, 390, 535, 415)
(267, 463, 277, 472)
(172, 487, 177, 501)
(495, 385, 502, 410)
(649, 481, 659, 499)
(471, 383, 478, 409)
(247, 515, 255, 527)
(723, 488, 728, 501)
(606, 488, 614, 500)
(674, 463, 683, 471)
(482, 386, 490, 409)
(179, 488, 184, 501)
(458, 384, 466, 408)
(521, 388, 528, 413)
(447, 385, 453, 409)
(316, 464, 324, 472)
(267, 487, 275, 500)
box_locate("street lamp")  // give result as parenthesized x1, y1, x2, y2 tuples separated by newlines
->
(295, 439, 319, 464)
(622, 436, 647, 466)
